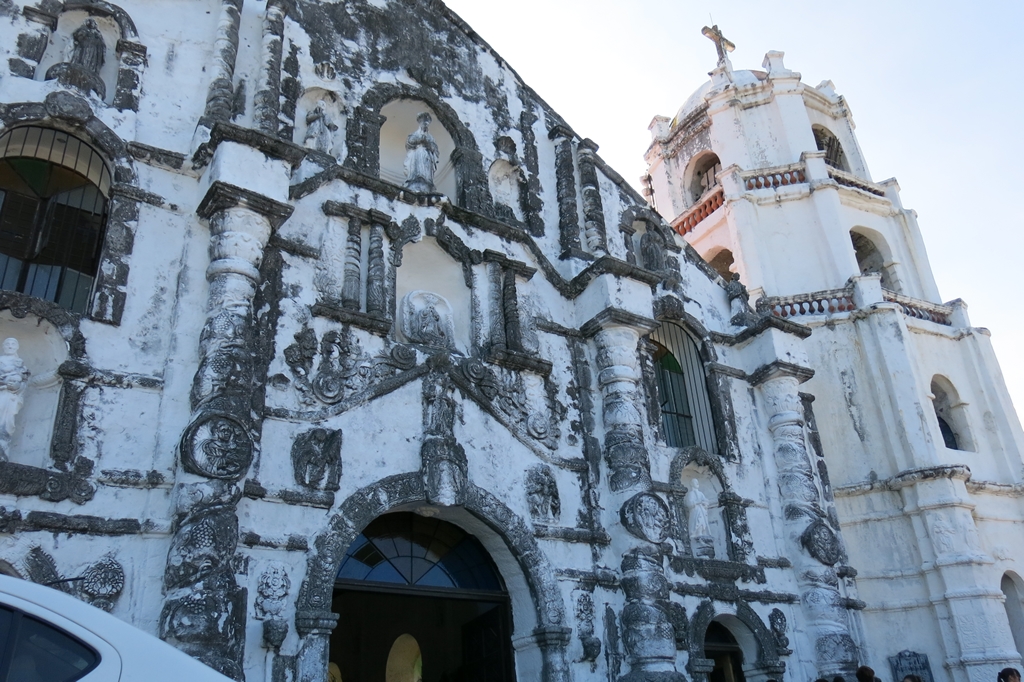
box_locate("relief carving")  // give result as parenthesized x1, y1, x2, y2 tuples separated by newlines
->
(769, 608, 790, 652)
(254, 563, 291, 620)
(526, 465, 560, 523)
(574, 592, 602, 666)
(292, 428, 343, 491)
(0, 338, 30, 461)
(620, 492, 670, 545)
(800, 520, 842, 566)
(685, 480, 715, 559)
(181, 414, 254, 482)
(401, 291, 455, 348)
(23, 547, 125, 612)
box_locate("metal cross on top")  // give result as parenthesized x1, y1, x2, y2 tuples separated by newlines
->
(701, 24, 735, 65)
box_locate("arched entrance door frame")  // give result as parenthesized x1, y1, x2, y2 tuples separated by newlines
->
(294, 472, 570, 682)
(688, 601, 786, 682)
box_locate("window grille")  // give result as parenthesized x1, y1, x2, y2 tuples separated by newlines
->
(0, 127, 110, 314)
(650, 323, 718, 453)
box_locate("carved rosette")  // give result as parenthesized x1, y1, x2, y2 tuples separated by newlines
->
(759, 371, 856, 677)
(162, 187, 292, 680)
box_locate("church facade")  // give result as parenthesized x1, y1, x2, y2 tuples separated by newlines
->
(0, 3, 1020, 682)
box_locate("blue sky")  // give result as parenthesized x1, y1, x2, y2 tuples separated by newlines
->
(444, 0, 1024, 418)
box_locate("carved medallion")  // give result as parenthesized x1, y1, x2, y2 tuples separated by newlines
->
(800, 519, 842, 566)
(181, 414, 253, 481)
(620, 492, 670, 544)
(80, 555, 125, 612)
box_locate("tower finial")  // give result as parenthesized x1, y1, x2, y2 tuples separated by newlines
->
(701, 24, 735, 66)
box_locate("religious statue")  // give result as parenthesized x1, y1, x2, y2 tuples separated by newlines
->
(69, 19, 106, 76)
(0, 337, 30, 460)
(404, 112, 440, 194)
(725, 273, 759, 326)
(684, 479, 715, 558)
(304, 100, 338, 156)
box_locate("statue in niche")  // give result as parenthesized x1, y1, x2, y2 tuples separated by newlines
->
(526, 465, 560, 523)
(684, 479, 715, 558)
(304, 100, 338, 156)
(68, 19, 106, 76)
(404, 112, 440, 194)
(401, 291, 455, 349)
(0, 338, 30, 461)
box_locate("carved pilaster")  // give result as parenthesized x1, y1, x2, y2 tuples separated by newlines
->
(548, 125, 582, 257)
(161, 183, 292, 680)
(341, 213, 363, 311)
(366, 221, 386, 317)
(577, 139, 607, 256)
(253, 0, 289, 134)
(758, 368, 857, 678)
(204, 0, 245, 123)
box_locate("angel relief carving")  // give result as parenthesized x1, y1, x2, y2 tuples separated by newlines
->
(283, 325, 416, 406)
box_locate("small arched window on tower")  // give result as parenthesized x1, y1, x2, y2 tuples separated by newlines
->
(0, 126, 111, 314)
(689, 153, 722, 204)
(930, 376, 972, 452)
(706, 248, 735, 281)
(850, 229, 899, 292)
(813, 125, 849, 172)
(650, 322, 718, 453)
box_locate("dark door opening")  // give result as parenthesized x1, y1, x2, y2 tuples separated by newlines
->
(330, 513, 515, 682)
(706, 621, 746, 682)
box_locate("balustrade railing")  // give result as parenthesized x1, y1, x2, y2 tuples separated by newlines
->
(742, 164, 807, 190)
(756, 287, 856, 319)
(672, 186, 724, 236)
(882, 289, 952, 325)
(827, 168, 886, 197)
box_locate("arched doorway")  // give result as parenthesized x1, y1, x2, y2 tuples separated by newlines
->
(330, 512, 515, 682)
(705, 621, 746, 682)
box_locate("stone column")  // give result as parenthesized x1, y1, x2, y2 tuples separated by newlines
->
(757, 368, 857, 678)
(204, 0, 245, 123)
(160, 184, 292, 680)
(294, 610, 340, 682)
(365, 218, 387, 317)
(253, 0, 289, 135)
(548, 125, 582, 258)
(576, 139, 608, 256)
(341, 212, 363, 311)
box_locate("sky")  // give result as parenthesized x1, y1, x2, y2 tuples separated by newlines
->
(443, 0, 1024, 420)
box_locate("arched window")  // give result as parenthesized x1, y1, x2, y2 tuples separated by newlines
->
(813, 125, 849, 171)
(707, 248, 735, 281)
(650, 322, 718, 453)
(850, 229, 899, 292)
(690, 153, 722, 203)
(931, 376, 972, 452)
(0, 126, 111, 314)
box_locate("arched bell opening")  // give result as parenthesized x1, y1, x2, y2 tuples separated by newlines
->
(330, 511, 516, 682)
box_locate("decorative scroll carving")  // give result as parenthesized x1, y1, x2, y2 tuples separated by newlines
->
(23, 547, 125, 612)
(526, 465, 561, 523)
(770, 608, 791, 653)
(401, 291, 455, 348)
(458, 358, 558, 449)
(0, 460, 95, 504)
(291, 428, 343, 491)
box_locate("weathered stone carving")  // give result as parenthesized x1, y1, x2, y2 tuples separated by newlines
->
(304, 100, 338, 156)
(255, 562, 291, 620)
(404, 112, 439, 194)
(640, 229, 667, 271)
(421, 377, 467, 507)
(801, 519, 842, 566)
(769, 608, 790, 652)
(285, 326, 416, 406)
(526, 465, 560, 523)
(79, 555, 125, 612)
(594, 325, 651, 492)
(685, 479, 715, 559)
(929, 515, 956, 555)
(69, 19, 106, 76)
(725, 273, 760, 326)
(619, 550, 686, 682)
(620, 492, 670, 545)
(576, 140, 607, 256)
(181, 414, 253, 481)
(0, 338, 30, 461)
(401, 291, 455, 348)
(292, 428, 343, 491)
(575, 592, 602, 666)
(889, 650, 934, 682)
(458, 357, 558, 449)
(24, 546, 63, 588)
(0, 460, 96, 504)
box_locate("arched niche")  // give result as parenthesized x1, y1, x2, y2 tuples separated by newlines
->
(0, 309, 69, 468)
(930, 375, 973, 452)
(618, 206, 675, 271)
(296, 473, 569, 682)
(394, 238, 471, 354)
(685, 151, 722, 204)
(677, 462, 729, 561)
(379, 100, 456, 198)
(850, 227, 900, 292)
(295, 89, 345, 160)
(813, 124, 849, 172)
(1002, 573, 1024, 663)
(488, 159, 523, 222)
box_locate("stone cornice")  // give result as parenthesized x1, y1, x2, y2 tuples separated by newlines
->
(194, 121, 307, 168)
(748, 360, 815, 387)
(197, 181, 294, 228)
(580, 308, 659, 338)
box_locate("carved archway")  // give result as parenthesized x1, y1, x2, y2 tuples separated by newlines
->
(687, 601, 785, 682)
(295, 472, 570, 682)
(344, 83, 491, 213)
